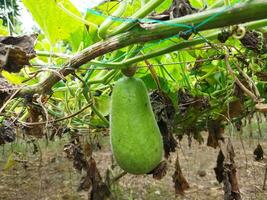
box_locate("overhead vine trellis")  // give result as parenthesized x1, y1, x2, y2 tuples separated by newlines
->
(16, 0, 267, 96)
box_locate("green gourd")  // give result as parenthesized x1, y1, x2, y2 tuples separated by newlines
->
(110, 76, 163, 174)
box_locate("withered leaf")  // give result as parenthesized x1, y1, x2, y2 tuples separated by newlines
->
(217, 140, 241, 200)
(64, 142, 111, 199)
(73, 145, 87, 173)
(49, 125, 70, 141)
(172, 153, 189, 195)
(87, 157, 110, 200)
(170, 0, 199, 39)
(218, 29, 231, 43)
(148, 160, 167, 180)
(178, 89, 209, 115)
(0, 34, 37, 73)
(0, 76, 13, 108)
(240, 30, 267, 54)
(207, 120, 224, 148)
(214, 150, 225, 183)
(221, 100, 243, 119)
(170, 0, 198, 18)
(23, 104, 45, 138)
(0, 34, 37, 53)
(226, 139, 235, 162)
(0, 120, 16, 145)
(78, 174, 92, 192)
(84, 142, 93, 158)
(90, 182, 110, 200)
(223, 163, 242, 200)
(150, 90, 177, 158)
(253, 144, 264, 161)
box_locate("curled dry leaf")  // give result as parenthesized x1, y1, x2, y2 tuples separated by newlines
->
(218, 29, 231, 43)
(49, 125, 70, 141)
(63, 142, 111, 200)
(150, 90, 177, 158)
(172, 153, 189, 195)
(0, 120, 16, 145)
(253, 144, 264, 161)
(147, 160, 168, 180)
(0, 34, 37, 73)
(147, 0, 199, 23)
(214, 140, 242, 200)
(170, 0, 198, 18)
(178, 89, 209, 115)
(207, 120, 224, 148)
(223, 163, 242, 200)
(170, 0, 199, 39)
(24, 104, 45, 137)
(240, 30, 267, 54)
(0, 75, 13, 107)
(214, 150, 225, 183)
(223, 100, 243, 119)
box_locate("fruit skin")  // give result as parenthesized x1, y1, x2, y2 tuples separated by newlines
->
(110, 77, 163, 174)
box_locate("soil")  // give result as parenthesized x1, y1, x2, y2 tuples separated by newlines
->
(0, 132, 267, 200)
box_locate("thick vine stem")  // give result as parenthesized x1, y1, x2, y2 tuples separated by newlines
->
(17, 1, 267, 97)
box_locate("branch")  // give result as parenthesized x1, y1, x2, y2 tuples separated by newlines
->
(89, 33, 218, 68)
(19, 102, 92, 126)
(224, 50, 260, 103)
(18, 1, 267, 97)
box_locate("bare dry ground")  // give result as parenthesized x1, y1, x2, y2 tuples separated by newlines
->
(0, 132, 267, 200)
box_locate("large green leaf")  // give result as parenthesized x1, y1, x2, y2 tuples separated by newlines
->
(22, 0, 83, 44)
(94, 95, 111, 117)
(155, 0, 172, 13)
(0, 19, 8, 35)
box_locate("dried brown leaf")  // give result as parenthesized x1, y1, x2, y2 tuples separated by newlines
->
(0, 76, 13, 107)
(0, 34, 37, 73)
(0, 120, 16, 145)
(148, 160, 168, 180)
(219, 140, 242, 200)
(150, 90, 177, 158)
(172, 153, 189, 195)
(240, 30, 267, 54)
(254, 144, 264, 161)
(23, 105, 45, 137)
(207, 120, 224, 148)
(214, 150, 225, 183)
(84, 142, 93, 158)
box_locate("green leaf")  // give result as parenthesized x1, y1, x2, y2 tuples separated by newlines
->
(4, 153, 16, 171)
(94, 95, 111, 117)
(69, 26, 91, 51)
(2, 71, 28, 84)
(22, 0, 83, 44)
(155, 0, 172, 13)
(0, 19, 8, 35)
(85, 1, 119, 26)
